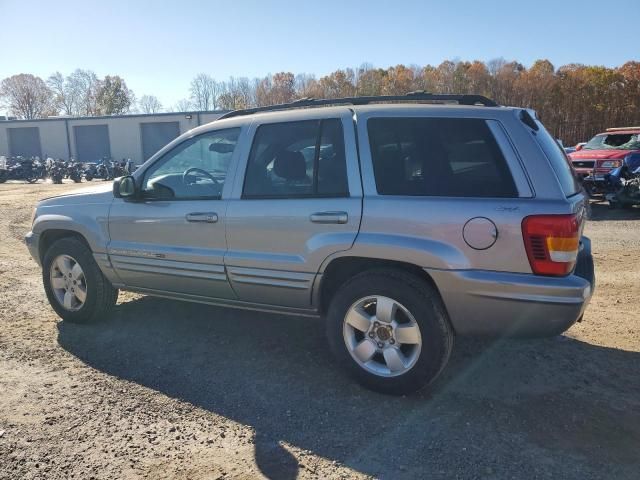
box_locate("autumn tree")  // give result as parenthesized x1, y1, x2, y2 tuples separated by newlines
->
(31, 59, 639, 145)
(318, 69, 356, 98)
(382, 65, 414, 95)
(357, 67, 385, 96)
(0, 74, 55, 119)
(270, 72, 296, 104)
(96, 75, 134, 115)
(618, 61, 640, 122)
(295, 73, 322, 98)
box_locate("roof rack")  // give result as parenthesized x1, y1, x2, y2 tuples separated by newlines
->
(217, 91, 498, 120)
(606, 126, 640, 132)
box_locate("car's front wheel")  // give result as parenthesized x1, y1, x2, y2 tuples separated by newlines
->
(43, 237, 118, 323)
(326, 269, 453, 395)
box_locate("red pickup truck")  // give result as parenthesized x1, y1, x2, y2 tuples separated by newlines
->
(569, 127, 640, 194)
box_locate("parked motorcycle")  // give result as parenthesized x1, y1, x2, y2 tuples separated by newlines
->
(45, 158, 65, 184)
(83, 162, 96, 181)
(605, 152, 640, 209)
(110, 159, 129, 178)
(65, 158, 83, 183)
(86, 158, 113, 181)
(0, 156, 43, 183)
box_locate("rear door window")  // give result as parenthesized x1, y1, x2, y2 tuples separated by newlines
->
(367, 117, 517, 197)
(243, 119, 349, 198)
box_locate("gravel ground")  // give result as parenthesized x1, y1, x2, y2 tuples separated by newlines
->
(0, 181, 638, 480)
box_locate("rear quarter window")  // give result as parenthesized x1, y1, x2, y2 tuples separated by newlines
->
(533, 120, 581, 196)
(367, 117, 517, 197)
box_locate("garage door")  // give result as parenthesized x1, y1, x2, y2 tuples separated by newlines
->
(141, 122, 181, 161)
(8, 127, 42, 158)
(74, 125, 111, 162)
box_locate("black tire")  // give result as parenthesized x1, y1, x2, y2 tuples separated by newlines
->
(326, 268, 454, 395)
(42, 237, 118, 323)
(85, 174, 93, 182)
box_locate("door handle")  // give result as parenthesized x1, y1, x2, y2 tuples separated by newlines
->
(186, 212, 218, 223)
(309, 211, 348, 224)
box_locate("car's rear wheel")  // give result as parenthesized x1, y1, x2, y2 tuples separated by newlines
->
(326, 269, 453, 395)
(43, 237, 118, 323)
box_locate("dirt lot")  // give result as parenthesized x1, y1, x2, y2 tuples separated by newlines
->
(0, 181, 638, 480)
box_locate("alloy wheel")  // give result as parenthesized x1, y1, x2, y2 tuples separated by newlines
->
(343, 295, 422, 377)
(49, 254, 87, 311)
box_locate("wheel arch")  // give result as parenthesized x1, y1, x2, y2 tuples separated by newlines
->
(38, 229, 92, 264)
(316, 256, 445, 317)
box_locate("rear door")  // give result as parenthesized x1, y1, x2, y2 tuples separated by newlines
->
(224, 110, 362, 309)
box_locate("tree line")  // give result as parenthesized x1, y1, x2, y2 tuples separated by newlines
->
(1, 59, 639, 145)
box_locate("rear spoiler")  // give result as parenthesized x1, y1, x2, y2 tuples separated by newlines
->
(519, 108, 540, 131)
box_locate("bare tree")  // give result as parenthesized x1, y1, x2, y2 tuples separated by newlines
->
(254, 76, 272, 107)
(47, 72, 75, 115)
(138, 94, 163, 114)
(295, 73, 319, 98)
(171, 98, 193, 112)
(0, 74, 55, 119)
(67, 69, 100, 116)
(235, 77, 254, 108)
(189, 73, 222, 110)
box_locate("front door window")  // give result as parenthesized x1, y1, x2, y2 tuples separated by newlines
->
(142, 128, 240, 200)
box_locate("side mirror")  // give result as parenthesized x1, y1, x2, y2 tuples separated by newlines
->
(575, 144, 584, 151)
(113, 175, 137, 199)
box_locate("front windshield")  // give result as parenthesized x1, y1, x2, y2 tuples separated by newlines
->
(583, 133, 640, 151)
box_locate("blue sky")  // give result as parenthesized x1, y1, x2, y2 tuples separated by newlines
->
(1, 0, 638, 109)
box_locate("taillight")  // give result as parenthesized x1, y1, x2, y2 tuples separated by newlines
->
(522, 214, 580, 276)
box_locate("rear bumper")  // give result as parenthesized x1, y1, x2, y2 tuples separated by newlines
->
(427, 238, 595, 337)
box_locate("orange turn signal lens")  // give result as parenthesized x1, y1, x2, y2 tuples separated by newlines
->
(546, 236, 580, 252)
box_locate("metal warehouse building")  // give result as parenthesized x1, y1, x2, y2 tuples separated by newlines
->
(0, 110, 227, 165)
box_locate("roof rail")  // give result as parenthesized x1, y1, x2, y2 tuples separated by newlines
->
(606, 126, 640, 132)
(217, 91, 498, 120)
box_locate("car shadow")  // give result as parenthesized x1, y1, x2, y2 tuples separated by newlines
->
(57, 296, 640, 479)
(588, 201, 640, 221)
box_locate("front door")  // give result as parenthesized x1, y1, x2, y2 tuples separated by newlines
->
(225, 113, 362, 309)
(108, 127, 242, 299)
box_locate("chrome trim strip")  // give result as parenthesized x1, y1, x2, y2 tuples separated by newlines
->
(119, 286, 320, 317)
(110, 255, 227, 281)
(227, 266, 314, 290)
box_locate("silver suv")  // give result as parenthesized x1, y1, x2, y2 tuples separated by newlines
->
(26, 94, 595, 395)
